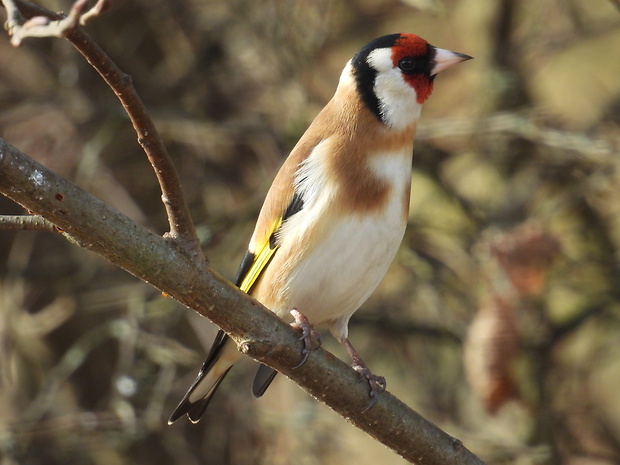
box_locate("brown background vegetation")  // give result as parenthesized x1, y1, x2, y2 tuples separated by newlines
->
(2, 0, 620, 464)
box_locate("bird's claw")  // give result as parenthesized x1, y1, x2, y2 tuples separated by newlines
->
(342, 337, 386, 412)
(290, 309, 322, 369)
(352, 363, 387, 412)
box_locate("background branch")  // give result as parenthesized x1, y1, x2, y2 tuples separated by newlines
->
(79, 0, 110, 25)
(3, 0, 85, 46)
(0, 214, 58, 231)
(0, 136, 485, 465)
(3, 0, 201, 252)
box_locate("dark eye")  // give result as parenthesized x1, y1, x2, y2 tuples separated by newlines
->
(398, 57, 416, 72)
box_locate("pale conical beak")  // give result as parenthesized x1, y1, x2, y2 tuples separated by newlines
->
(430, 47, 473, 76)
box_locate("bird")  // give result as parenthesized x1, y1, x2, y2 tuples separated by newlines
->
(168, 33, 472, 424)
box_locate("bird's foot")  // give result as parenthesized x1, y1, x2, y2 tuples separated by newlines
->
(352, 362, 386, 412)
(343, 338, 386, 411)
(290, 308, 322, 369)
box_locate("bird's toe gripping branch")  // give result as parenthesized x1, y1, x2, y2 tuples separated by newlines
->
(355, 364, 387, 412)
(343, 338, 387, 411)
(290, 308, 322, 369)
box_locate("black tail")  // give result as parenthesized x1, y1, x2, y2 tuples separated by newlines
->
(168, 330, 232, 424)
(168, 367, 231, 424)
(251, 364, 279, 398)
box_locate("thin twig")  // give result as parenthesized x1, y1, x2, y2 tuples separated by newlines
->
(417, 112, 620, 163)
(2, 0, 111, 44)
(80, 0, 111, 25)
(3, 0, 203, 257)
(3, 0, 86, 46)
(2, 0, 23, 30)
(0, 214, 58, 232)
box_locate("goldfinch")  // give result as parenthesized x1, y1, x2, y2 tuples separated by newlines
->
(169, 33, 471, 424)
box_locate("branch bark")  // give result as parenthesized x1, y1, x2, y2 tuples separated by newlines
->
(0, 137, 485, 465)
(0, 214, 58, 231)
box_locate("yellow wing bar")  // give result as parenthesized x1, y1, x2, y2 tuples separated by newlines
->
(238, 218, 282, 293)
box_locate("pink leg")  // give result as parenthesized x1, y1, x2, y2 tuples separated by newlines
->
(290, 309, 322, 369)
(343, 338, 386, 411)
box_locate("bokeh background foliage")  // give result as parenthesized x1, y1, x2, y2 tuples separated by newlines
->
(2, 0, 620, 464)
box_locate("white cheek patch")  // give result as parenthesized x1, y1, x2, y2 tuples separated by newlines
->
(366, 47, 395, 73)
(366, 48, 423, 130)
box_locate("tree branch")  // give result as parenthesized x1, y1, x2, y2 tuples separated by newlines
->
(2, 0, 202, 253)
(3, 0, 84, 46)
(0, 137, 485, 465)
(79, 0, 110, 25)
(0, 214, 58, 231)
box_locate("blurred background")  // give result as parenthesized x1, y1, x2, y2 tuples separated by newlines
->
(1, 0, 620, 463)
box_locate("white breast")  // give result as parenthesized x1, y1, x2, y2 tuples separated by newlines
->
(273, 142, 412, 339)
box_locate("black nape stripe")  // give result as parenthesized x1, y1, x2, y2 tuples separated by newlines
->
(351, 34, 401, 123)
